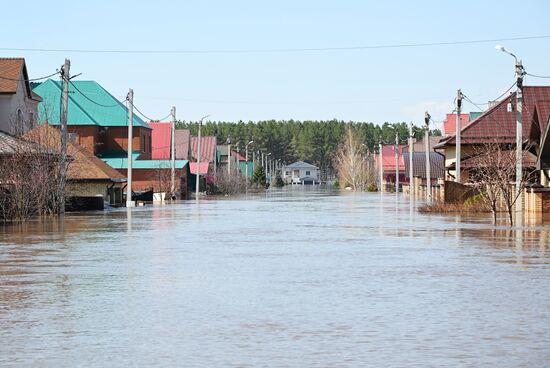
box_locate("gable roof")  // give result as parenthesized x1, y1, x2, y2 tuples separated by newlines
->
(175, 129, 190, 160)
(150, 122, 172, 159)
(0, 130, 48, 155)
(377, 144, 406, 171)
(443, 113, 470, 136)
(231, 150, 246, 161)
(403, 152, 445, 179)
(32, 79, 149, 129)
(190, 136, 216, 162)
(437, 86, 550, 147)
(24, 124, 126, 181)
(0, 58, 40, 102)
(285, 161, 319, 169)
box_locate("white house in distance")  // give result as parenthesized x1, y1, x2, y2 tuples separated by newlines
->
(0, 58, 42, 134)
(283, 161, 320, 185)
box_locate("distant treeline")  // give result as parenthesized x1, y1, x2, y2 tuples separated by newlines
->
(176, 120, 441, 178)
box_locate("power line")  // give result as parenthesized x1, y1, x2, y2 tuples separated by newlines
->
(132, 104, 171, 122)
(526, 72, 550, 79)
(1, 35, 549, 54)
(69, 80, 124, 108)
(0, 70, 60, 82)
(462, 81, 517, 106)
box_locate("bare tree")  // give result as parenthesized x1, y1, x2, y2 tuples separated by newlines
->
(334, 127, 368, 191)
(470, 141, 536, 225)
(0, 121, 65, 221)
(212, 167, 246, 195)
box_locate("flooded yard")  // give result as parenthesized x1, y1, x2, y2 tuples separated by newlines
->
(1, 188, 549, 367)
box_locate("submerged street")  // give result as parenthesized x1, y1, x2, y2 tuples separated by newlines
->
(1, 188, 550, 367)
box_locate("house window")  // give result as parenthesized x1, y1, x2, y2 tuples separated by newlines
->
(141, 134, 146, 152)
(16, 109, 23, 127)
(306, 171, 311, 176)
(285, 171, 291, 176)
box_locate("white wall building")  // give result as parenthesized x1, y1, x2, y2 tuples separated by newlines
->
(0, 58, 41, 135)
(283, 161, 320, 185)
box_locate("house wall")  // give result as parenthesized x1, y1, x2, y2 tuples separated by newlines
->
(68, 125, 99, 153)
(0, 77, 39, 134)
(101, 126, 152, 158)
(283, 167, 320, 183)
(66, 181, 122, 197)
(116, 168, 188, 198)
(442, 145, 476, 181)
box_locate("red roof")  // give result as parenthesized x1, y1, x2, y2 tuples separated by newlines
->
(377, 144, 406, 172)
(149, 122, 172, 159)
(189, 162, 209, 175)
(190, 136, 216, 162)
(231, 150, 246, 161)
(443, 113, 470, 136)
(439, 86, 550, 146)
(175, 129, 190, 160)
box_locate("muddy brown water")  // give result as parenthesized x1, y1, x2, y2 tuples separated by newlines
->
(1, 188, 549, 367)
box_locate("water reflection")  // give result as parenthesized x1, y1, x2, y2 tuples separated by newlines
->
(1, 188, 549, 367)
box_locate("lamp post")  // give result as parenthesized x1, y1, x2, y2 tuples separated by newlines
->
(266, 153, 271, 184)
(245, 140, 254, 189)
(227, 138, 232, 175)
(196, 114, 210, 198)
(425, 111, 432, 203)
(496, 44, 525, 220)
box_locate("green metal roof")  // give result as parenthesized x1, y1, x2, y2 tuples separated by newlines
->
(32, 80, 150, 129)
(469, 111, 483, 120)
(101, 156, 189, 170)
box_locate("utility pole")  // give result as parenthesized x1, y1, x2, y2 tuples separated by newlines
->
(170, 106, 176, 199)
(515, 60, 524, 220)
(126, 88, 135, 207)
(245, 140, 253, 190)
(395, 130, 399, 194)
(379, 141, 384, 193)
(59, 58, 70, 214)
(425, 111, 432, 203)
(227, 138, 231, 175)
(455, 89, 462, 183)
(409, 122, 414, 197)
(196, 120, 202, 198)
(496, 44, 525, 221)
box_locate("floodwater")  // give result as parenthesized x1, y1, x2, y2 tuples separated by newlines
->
(1, 188, 550, 367)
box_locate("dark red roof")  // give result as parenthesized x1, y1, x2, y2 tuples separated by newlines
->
(190, 136, 216, 162)
(149, 122, 172, 159)
(438, 86, 550, 147)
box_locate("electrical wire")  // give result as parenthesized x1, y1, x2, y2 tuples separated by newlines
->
(0, 70, 60, 82)
(132, 104, 171, 122)
(69, 80, 124, 108)
(526, 72, 550, 79)
(462, 81, 517, 107)
(1, 35, 549, 54)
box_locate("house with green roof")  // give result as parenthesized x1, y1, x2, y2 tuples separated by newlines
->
(33, 80, 190, 199)
(32, 80, 152, 158)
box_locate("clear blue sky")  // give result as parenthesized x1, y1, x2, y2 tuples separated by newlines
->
(4, 0, 550, 128)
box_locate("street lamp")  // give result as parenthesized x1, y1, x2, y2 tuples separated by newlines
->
(266, 152, 271, 184)
(496, 44, 525, 219)
(196, 114, 210, 198)
(245, 140, 254, 189)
